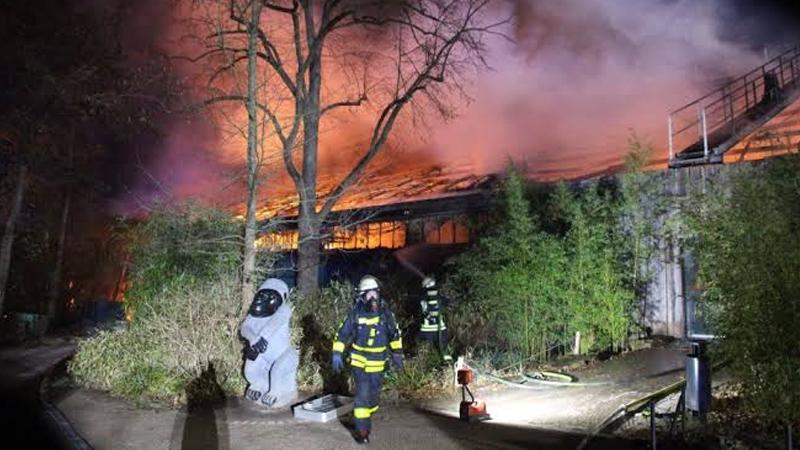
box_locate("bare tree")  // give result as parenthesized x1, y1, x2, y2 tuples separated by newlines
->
(191, 0, 501, 293)
(0, 159, 27, 317)
(242, 0, 265, 308)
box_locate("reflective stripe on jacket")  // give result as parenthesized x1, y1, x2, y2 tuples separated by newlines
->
(332, 303, 402, 372)
(420, 290, 447, 332)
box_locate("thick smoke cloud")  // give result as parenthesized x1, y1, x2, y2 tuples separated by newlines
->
(111, 0, 800, 214)
(428, 0, 790, 179)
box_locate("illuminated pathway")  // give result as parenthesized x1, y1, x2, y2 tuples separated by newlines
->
(52, 345, 689, 449)
(422, 345, 686, 433)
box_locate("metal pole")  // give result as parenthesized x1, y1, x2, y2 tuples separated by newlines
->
(788, 423, 794, 450)
(745, 80, 751, 109)
(650, 400, 657, 450)
(668, 115, 674, 161)
(701, 108, 709, 159)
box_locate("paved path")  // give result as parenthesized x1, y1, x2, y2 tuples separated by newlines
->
(422, 346, 687, 433)
(54, 346, 687, 450)
(0, 338, 687, 449)
(0, 337, 84, 449)
(56, 389, 639, 450)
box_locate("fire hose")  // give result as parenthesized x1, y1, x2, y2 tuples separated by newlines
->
(521, 371, 612, 387)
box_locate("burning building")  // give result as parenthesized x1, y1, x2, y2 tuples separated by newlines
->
(254, 165, 498, 285)
(257, 167, 495, 252)
(252, 43, 800, 340)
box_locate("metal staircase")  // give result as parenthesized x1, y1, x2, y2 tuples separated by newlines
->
(668, 45, 800, 168)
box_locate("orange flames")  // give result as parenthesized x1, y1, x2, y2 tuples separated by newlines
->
(257, 221, 407, 251)
(257, 218, 469, 251)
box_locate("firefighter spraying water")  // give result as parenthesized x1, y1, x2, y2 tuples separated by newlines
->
(419, 276, 452, 362)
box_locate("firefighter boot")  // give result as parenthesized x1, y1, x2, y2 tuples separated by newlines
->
(355, 430, 370, 444)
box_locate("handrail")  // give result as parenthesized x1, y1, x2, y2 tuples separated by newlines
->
(668, 44, 800, 163)
(669, 45, 800, 114)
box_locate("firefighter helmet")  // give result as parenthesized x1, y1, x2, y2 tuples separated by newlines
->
(422, 276, 436, 289)
(358, 275, 380, 293)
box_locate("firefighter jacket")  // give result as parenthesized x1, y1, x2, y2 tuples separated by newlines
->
(420, 289, 448, 333)
(332, 302, 403, 373)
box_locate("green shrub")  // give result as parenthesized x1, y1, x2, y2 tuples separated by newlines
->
(445, 165, 635, 362)
(70, 272, 246, 405)
(554, 183, 634, 351)
(290, 280, 355, 391)
(69, 203, 250, 405)
(446, 167, 570, 359)
(384, 345, 452, 400)
(685, 156, 800, 425)
(123, 202, 241, 314)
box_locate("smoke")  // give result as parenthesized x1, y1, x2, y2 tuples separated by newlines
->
(427, 0, 788, 179)
(108, 0, 800, 215)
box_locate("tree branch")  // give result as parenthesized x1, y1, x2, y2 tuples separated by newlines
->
(319, 93, 367, 116)
(319, 0, 491, 219)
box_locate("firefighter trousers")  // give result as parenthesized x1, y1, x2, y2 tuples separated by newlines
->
(419, 329, 448, 352)
(352, 368, 384, 432)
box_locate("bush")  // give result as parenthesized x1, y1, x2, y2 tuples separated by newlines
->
(384, 345, 452, 400)
(70, 269, 246, 405)
(685, 156, 800, 425)
(123, 202, 242, 307)
(445, 165, 635, 362)
(290, 280, 355, 392)
(69, 204, 250, 405)
(554, 183, 634, 352)
(445, 168, 567, 359)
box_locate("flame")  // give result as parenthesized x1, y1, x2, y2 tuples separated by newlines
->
(251, 161, 491, 220)
(327, 222, 406, 250)
(257, 221, 407, 251)
(257, 216, 472, 251)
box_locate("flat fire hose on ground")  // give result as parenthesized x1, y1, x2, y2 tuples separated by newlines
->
(471, 369, 610, 390)
(522, 371, 612, 387)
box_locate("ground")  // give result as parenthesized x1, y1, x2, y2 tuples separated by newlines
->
(422, 345, 687, 433)
(2, 338, 708, 450)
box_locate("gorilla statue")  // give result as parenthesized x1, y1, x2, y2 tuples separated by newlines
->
(240, 278, 298, 408)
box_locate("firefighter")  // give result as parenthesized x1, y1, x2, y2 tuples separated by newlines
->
(332, 275, 403, 444)
(419, 276, 450, 360)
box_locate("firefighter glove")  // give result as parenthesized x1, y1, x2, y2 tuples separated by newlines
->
(391, 352, 404, 370)
(332, 352, 344, 374)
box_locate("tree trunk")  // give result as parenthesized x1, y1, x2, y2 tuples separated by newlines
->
(296, 211, 321, 295)
(0, 163, 28, 316)
(241, 0, 264, 312)
(296, 38, 324, 295)
(47, 186, 71, 320)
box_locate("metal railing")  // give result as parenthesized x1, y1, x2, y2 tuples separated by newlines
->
(668, 45, 800, 162)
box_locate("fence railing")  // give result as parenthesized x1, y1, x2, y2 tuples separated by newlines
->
(668, 45, 800, 162)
